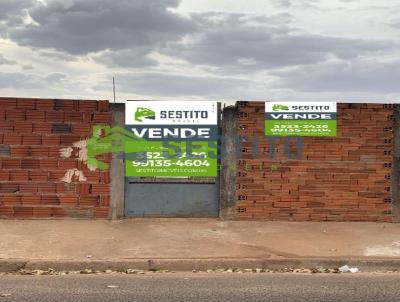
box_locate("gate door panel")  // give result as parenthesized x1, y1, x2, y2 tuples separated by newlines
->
(124, 177, 218, 217)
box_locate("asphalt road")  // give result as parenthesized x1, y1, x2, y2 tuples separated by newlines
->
(0, 273, 400, 302)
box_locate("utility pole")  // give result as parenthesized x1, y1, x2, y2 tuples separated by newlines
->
(113, 76, 116, 103)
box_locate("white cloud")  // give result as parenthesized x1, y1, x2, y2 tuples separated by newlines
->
(272, 58, 400, 94)
(0, 54, 16, 65)
(0, 0, 398, 102)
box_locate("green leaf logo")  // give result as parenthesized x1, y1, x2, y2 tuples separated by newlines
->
(272, 104, 289, 111)
(135, 107, 156, 122)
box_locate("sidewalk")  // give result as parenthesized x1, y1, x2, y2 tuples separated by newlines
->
(1, 219, 400, 271)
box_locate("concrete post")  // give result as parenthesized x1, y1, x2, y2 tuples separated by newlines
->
(392, 104, 400, 222)
(109, 103, 125, 219)
(219, 105, 239, 219)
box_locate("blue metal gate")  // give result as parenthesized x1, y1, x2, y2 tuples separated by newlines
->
(124, 177, 219, 217)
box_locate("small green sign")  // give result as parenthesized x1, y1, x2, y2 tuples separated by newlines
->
(265, 102, 337, 137)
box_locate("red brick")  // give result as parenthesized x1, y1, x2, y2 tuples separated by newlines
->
(19, 183, 37, 194)
(52, 123, 71, 134)
(55, 100, 77, 111)
(79, 195, 98, 206)
(0, 206, 13, 217)
(10, 171, 29, 181)
(3, 134, 22, 145)
(2, 158, 21, 169)
(0, 121, 14, 132)
(94, 207, 109, 218)
(92, 113, 112, 124)
(77, 160, 92, 171)
(21, 195, 41, 205)
(81, 171, 99, 182)
(0, 98, 17, 109)
(33, 122, 52, 133)
(97, 100, 109, 112)
(0, 170, 10, 181)
(59, 195, 79, 205)
(21, 159, 40, 169)
(78, 100, 98, 112)
(64, 112, 83, 122)
(13, 206, 33, 217)
(46, 146, 58, 157)
(40, 159, 58, 169)
(71, 124, 91, 135)
(82, 112, 92, 123)
(91, 184, 110, 194)
(10, 146, 30, 157)
(51, 207, 66, 217)
(36, 99, 54, 110)
(38, 183, 57, 193)
(17, 99, 36, 109)
(99, 172, 110, 184)
(6, 110, 25, 120)
(22, 135, 41, 145)
(49, 170, 66, 181)
(46, 111, 64, 122)
(32, 207, 53, 217)
(76, 183, 91, 194)
(1, 195, 21, 204)
(0, 183, 19, 193)
(99, 195, 110, 207)
(58, 159, 78, 169)
(29, 171, 49, 181)
(26, 110, 45, 121)
(54, 183, 74, 193)
(60, 135, 80, 145)
(30, 146, 49, 157)
(41, 195, 59, 205)
(14, 122, 33, 133)
(42, 135, 60, 145)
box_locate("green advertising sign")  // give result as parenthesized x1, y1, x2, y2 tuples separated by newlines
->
(125, 101, 218, 177)
(265, 102, 337, 136)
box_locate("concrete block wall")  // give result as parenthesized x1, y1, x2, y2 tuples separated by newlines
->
(236, 102, 394, 222)
(0, 98, 112, 219)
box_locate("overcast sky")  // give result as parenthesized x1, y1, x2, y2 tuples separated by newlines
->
(0, 0, 399, 102)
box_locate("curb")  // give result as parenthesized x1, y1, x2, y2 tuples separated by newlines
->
(1, 258, 400, 272)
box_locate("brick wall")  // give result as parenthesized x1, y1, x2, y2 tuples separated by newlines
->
(236, 102, 394, 222)
(0, 98, 112, 219)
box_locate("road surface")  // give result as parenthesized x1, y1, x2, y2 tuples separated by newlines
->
(0, 273, 399, 301)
